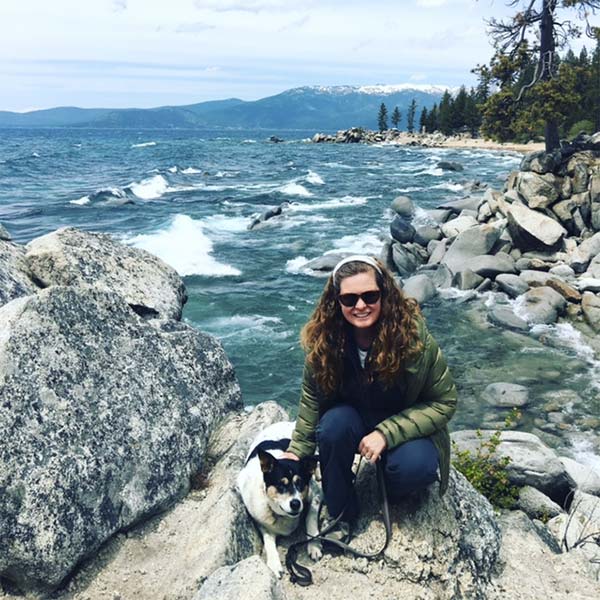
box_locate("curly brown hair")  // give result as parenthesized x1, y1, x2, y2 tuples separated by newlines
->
(300, 257, 423, 395)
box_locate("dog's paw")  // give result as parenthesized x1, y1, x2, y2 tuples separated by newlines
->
(307, 541, 323, 561)
(266, 558, 284, 578)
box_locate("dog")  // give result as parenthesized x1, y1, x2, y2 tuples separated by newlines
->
(236, 421, 322, 577)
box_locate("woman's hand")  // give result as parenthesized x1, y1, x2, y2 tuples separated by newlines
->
(358, 431, 387, 463)
(281, 451, 300, 461)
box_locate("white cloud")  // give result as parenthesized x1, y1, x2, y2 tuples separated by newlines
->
(193, 0, 294, 13)
(175, 22, 216, 34)
(410, 73, 427, 81)
(113, 0, 127, 11)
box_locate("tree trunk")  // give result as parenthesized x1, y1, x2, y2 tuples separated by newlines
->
(540, 0, 561, 152)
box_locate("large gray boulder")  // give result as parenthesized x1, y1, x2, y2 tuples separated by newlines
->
(25, 227, 187, 320)
(0, 240, 38, 308)
(440, 215, 478, 238)
(391, 243, 425, 277)
(0, 223, 11, 241)
(441, 224, 502, 274)
(559, 457, 600, 496)
(278, 467, 501, 600)
(488, 306, 530, 332)
(514, 286, 566, 324)
(582, 292, 600, 332)
(463, 253, 516, 279)
(0, 286, 241, 594)
(482, 382, 529, 408)
(438, 196, 484, 213)
(390, 215, 416, 243)
(496, 274, 529, 298)
(452, 431, 575, 505)
(517, 486, 563, 521)
(506, 203, 567, 252)
(402, 273, 438, 305)
(568, 231, 600, 273)
(516, 171, 559, 209)
(390, 195, 415, 218)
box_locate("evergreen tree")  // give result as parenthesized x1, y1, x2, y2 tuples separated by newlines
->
(464, 88, 482, 136)
(452, 86, 469, 132)
(484, 0, 600, 152)
(407, 99, 417, 133)
(438, 91, 453, 135)
(419, 107, 428, 133)
(391, 106, 401, 129)
(377, 102, 388, 132)
(426, 104, 439, 132)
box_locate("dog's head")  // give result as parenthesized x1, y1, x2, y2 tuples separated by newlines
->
(258, 450, 318, 518)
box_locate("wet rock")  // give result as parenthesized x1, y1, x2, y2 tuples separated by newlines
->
(0, 286, 241, 594)
(248, 202, 289, 230)
(481, 382, 529, 408)
(438, 196, 483, 214)
(451, 430, 575, 505)
(390, 215, 416, 243)
(0, 240, 38, 308)
(414, 224, 442, 246)
(25, 227, 187, 320)
(488, 306, 529, 331)
(496, 274, 529, 298)
(390, 195, 415, 217)
(402, 274, 438, 305)
(476, 277, 493, 292)
(517, 486, 563, 520)
(452, 269, 484, 290)
(303, 253, 349, 272)
(515, 286, 566, 324)
(581, 292, 600, 331)
(437, 160, 464, 172)
(506, 204, 567, 252)
(392, 243, 423, 277)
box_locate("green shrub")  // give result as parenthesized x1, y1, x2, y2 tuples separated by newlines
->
(568, 120, 595, 139)
(452, 410, 521, 510)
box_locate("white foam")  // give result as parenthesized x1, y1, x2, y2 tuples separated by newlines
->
(31, 152, 40, 158)
(287, 196, 368, 212)
(242, 139, 257, 144)
(206, 314, 290, 340)
(168, 166, 178, 173)
(70, 195, 90, 206)
(394, 186, 424, 193)
(127, 214, 241, 277)
(203, 214, 249, 233)
(129, 175, 169, 200)
(131, 141, 157, 148)
(569, 438, 600, 477)
(280, 182, 313, 197)
(412, 206, 438, 227)
(306, 170, 325, 185)
(432, 182, 465, 192)
(286, 256, 312, 275)
(182, 167, 202, 174)
(327, 231, 384, 256)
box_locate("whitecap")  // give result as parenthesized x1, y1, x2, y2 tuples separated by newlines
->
(182, 167, 202, 174)
(287, 196, 368, 212)
(131, 141, 157, 148)
(203, 314, 290, 340)
(129, 175, 169, 200)
(126, 214, 241, 276)
(280, 182, 313, 197)
(31, 152, 40, 158)
(168, 166, 178, 173)
(327, 231, 385, 256)
(242, 139, 257, 144)
(70, 195, 90, 206)
(286, 256, 312, 275)
(569, 438, 600, 477)
(306, 170, 325, 185)
(203, 214, 249, 233)
(394, 186, 424, 193)
(432, 182, 465, 192)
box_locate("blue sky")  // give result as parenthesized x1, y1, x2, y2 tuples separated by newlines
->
(0, 0, 597, 112)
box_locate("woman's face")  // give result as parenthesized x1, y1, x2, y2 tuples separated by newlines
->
(338, 270, 382, 330)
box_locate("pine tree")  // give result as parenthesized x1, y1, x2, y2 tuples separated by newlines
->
(426, 104, 439, 133)
(391, 106, 401, 129)
(438, 91, 453, 135)
(377, 103, 388, 132)
(484, 0, 600, 152)
(407, 99, 417, 133)
(419, 107, 428, 133)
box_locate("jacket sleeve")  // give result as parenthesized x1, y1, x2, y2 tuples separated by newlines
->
(375, 323, 457, 449)
(287, 362, 320, 458)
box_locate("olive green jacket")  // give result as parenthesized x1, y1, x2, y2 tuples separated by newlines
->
(288, 318, 457, 495)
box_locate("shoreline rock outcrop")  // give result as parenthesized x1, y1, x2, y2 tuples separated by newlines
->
(0, 228, 241, 594)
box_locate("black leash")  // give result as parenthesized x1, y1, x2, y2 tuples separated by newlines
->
(285, 459, 392, 586)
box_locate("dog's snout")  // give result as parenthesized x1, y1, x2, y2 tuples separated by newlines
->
(290, 499, 301, 512)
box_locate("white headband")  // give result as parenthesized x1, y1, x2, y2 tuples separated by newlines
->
(332, 254, 383, 279)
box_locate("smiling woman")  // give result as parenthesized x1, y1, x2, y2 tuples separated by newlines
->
(282, 254, 457, 542)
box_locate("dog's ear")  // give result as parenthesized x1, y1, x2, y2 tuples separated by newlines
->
(258, 449, 276, 474)
(300, 455, 318, 476)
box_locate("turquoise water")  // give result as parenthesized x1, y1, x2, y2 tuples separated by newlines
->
(1, 128, 598, 465)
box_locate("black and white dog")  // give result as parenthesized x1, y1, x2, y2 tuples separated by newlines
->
(236, 421, 322, 577)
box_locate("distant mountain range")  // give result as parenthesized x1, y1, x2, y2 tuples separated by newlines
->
(0, 84, 451, 130)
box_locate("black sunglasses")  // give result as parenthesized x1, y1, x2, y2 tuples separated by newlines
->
(338, 290, 381, 307)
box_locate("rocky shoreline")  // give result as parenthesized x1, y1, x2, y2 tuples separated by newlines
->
(311, 127, 546, 153)
(1, 135, 600, 598)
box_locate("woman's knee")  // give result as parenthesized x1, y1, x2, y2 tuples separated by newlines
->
(317, 405, 365, 446)
(384, 438, 439, 491)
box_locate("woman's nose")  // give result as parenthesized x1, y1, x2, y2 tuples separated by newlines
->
(355, 298, 367, 309)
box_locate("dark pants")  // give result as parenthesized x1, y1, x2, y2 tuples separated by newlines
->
(317, 404, 439, 521)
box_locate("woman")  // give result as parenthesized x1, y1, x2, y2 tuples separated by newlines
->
(282, 254, 457, 537)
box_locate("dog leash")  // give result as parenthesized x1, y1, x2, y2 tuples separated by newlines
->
(285, 458, 392, 586)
